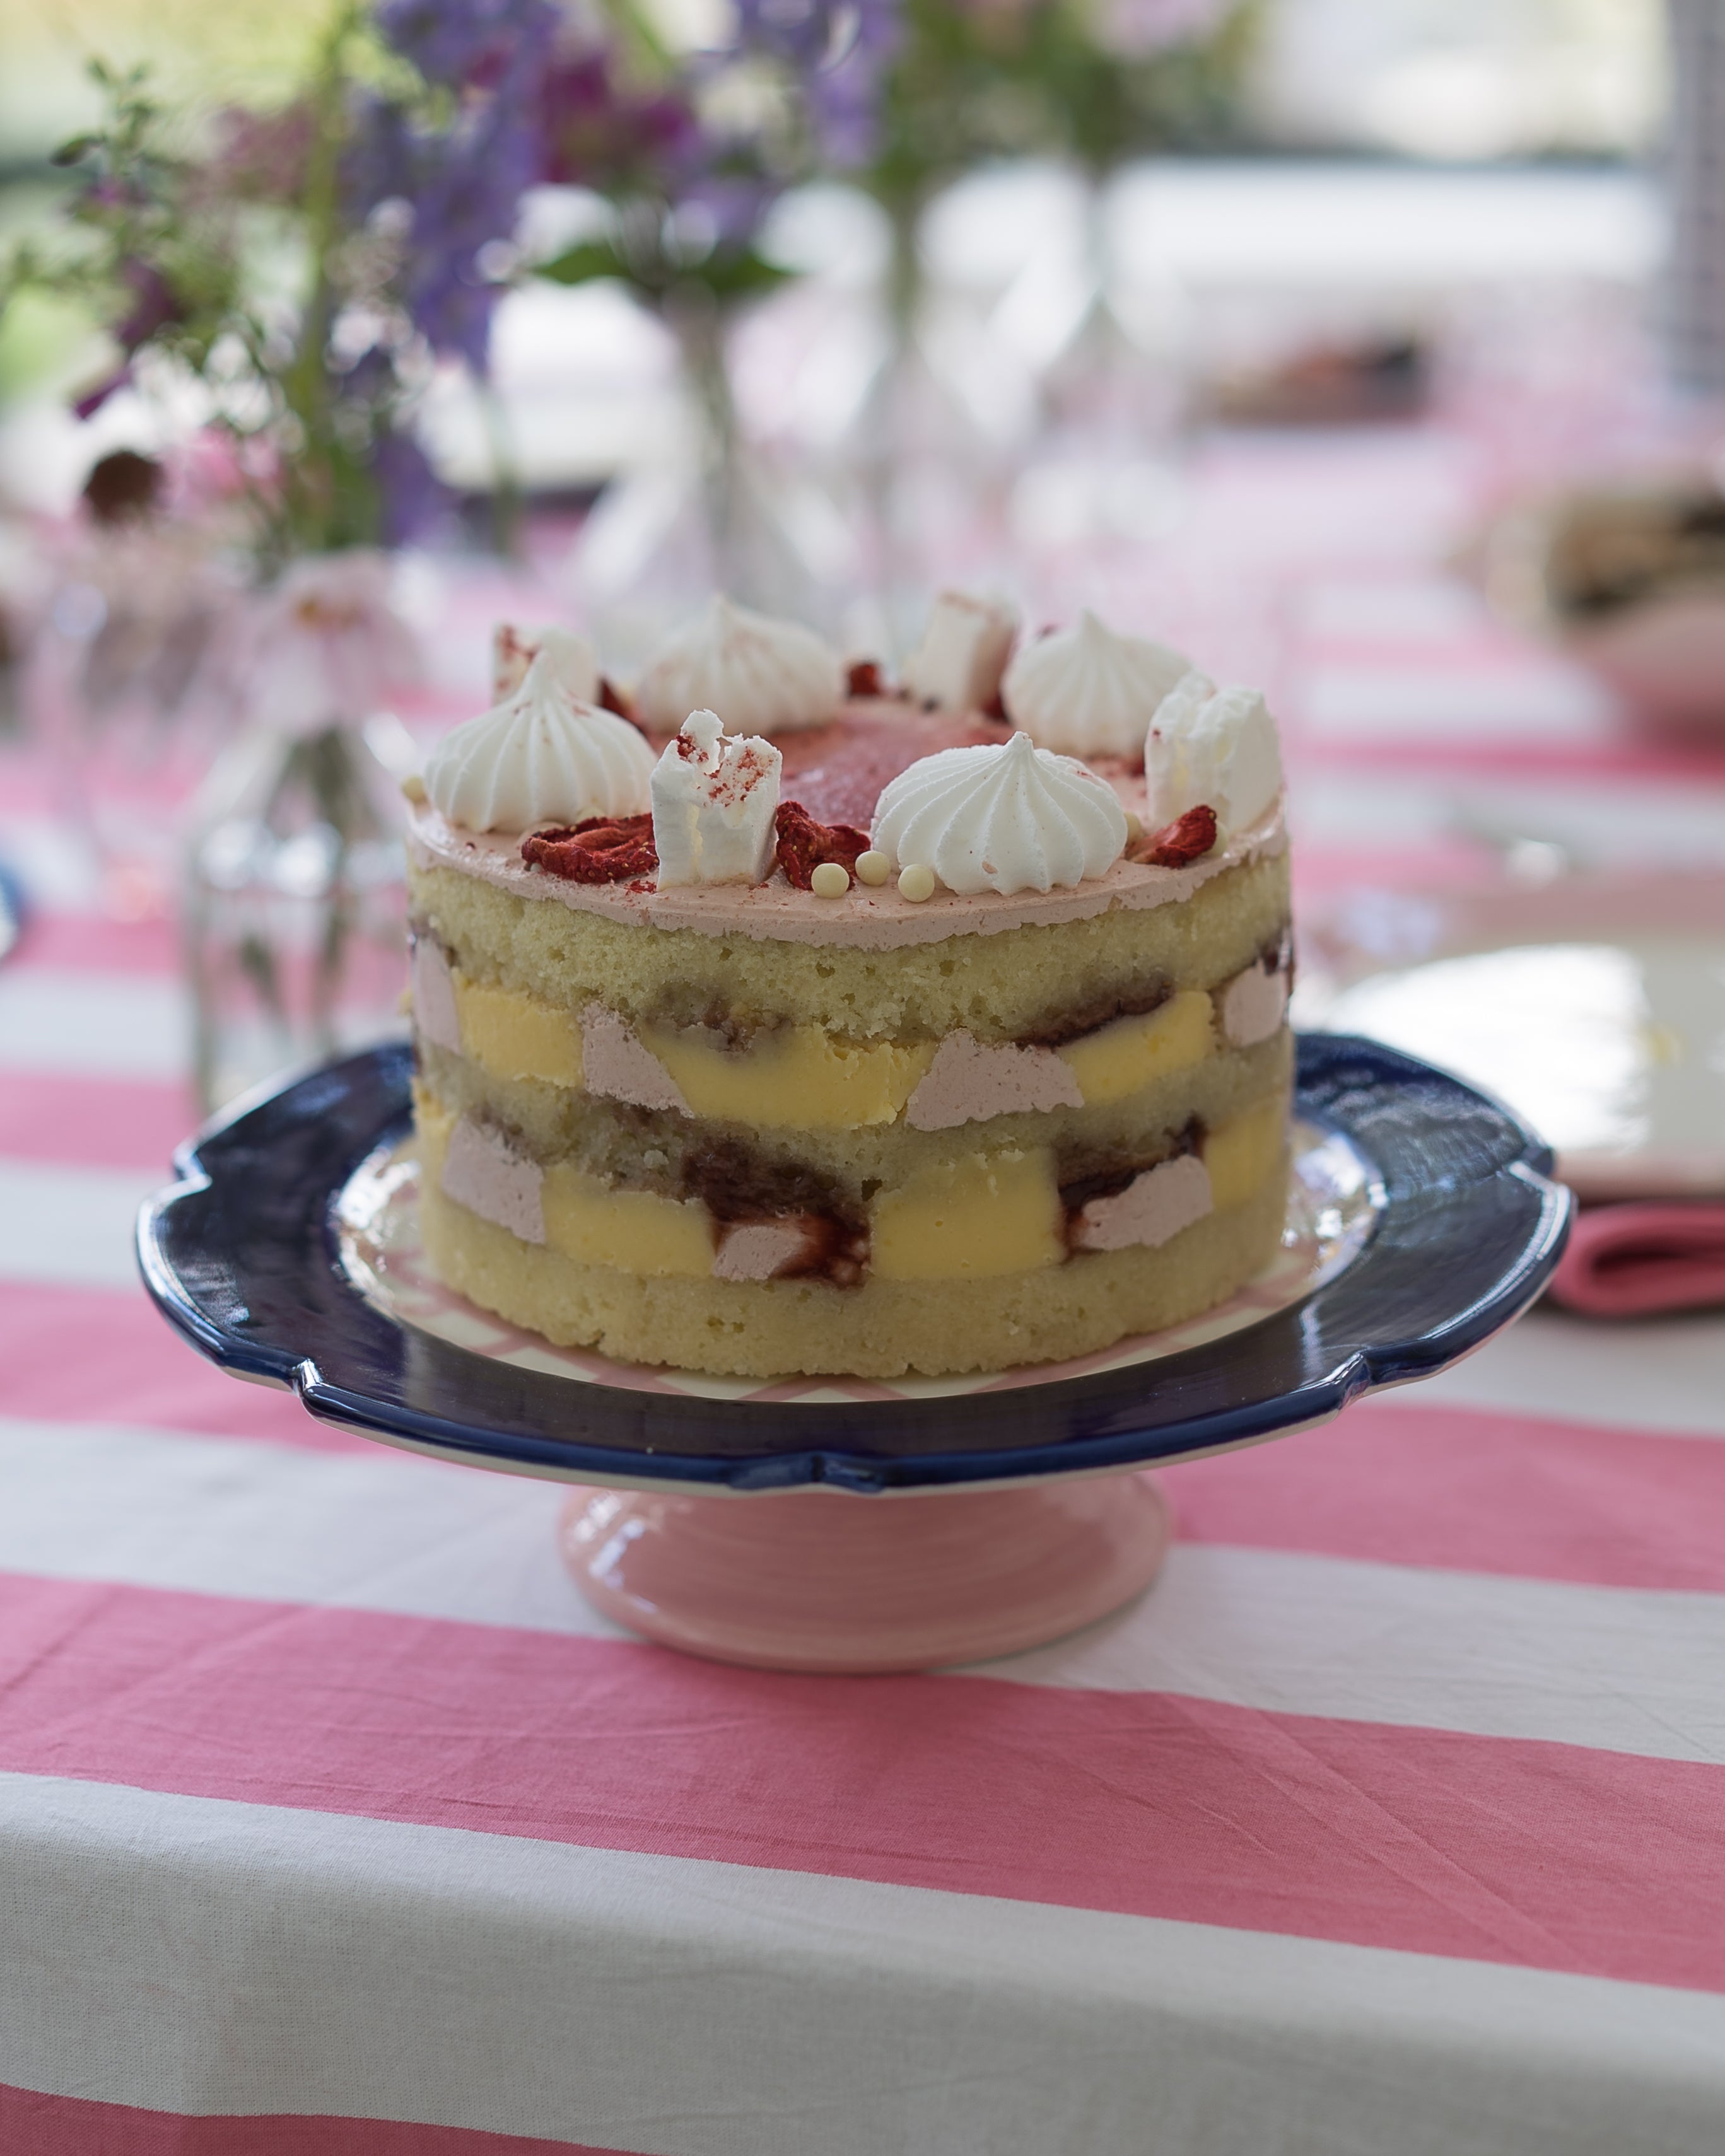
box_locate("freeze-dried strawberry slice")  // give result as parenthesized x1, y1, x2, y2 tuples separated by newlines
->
(774, 800, 871, 890)
(1131, 805, 1217, 869)
(523, 813, 658, 884)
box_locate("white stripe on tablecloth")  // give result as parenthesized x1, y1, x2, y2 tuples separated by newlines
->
(0, 968, 186, 1081)
(1302, 658, 1617, 744)
(3, 1772, 1724, 2156)
(0, 1160, 163, 1288)
(0, 1418, 614, 1640)
(8, 1419, 1725, 1764)
(966, 1546, 1725, 1761)
(1378, 1305, 1725, 1441)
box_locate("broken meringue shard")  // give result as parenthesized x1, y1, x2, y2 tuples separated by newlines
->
(900, 590, 1018, 713)
(650, 708, 783, 885)
(1145, 672, 1284, 838)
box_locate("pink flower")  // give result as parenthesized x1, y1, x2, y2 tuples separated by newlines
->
(242, 551, 421, 737)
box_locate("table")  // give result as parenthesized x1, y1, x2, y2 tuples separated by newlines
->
(8, 423, 1725, 2155)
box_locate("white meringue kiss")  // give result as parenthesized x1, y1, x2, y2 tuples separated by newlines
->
(1145, 670, 1283, 838)
(424, 649, 654, 834)
(871, 730, 1126, 897)
(1002, 610, 1190, 759)
(637, 595, 843, 737)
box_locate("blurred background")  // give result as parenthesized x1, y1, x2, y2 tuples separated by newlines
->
(5, 0, 1725, 1240)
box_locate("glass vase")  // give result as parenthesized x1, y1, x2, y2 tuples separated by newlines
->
(569, 284, 851, 666)
(35, 525, 238, 918)
(182, 713, 410, 1113)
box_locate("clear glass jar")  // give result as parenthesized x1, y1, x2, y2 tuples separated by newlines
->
(34, 522, 239, 919)
(182, 718, 410, 1112)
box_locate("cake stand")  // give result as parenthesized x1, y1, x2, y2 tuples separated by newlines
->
(137, 1037, 1570, 1672)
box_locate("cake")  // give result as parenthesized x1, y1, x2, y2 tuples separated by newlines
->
(405, 594, 1293, 1379)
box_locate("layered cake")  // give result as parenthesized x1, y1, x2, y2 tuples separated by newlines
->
(405, 595, 1293, 1378)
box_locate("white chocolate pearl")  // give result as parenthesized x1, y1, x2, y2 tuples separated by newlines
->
(810, 860, 851, 899)
(898, 863, 935, 902)
(1123, 809, 1142, 844)
(855, 849, 891, 887)
(401, 772, 428, 805)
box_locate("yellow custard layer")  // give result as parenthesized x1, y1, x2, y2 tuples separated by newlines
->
(650, 1024, 935, 1129)
(541, 1170, 713, 1278)
(1203, 1092, 1287, 1209)
(418, 1088, 1286, 1286)
(1055, 989, 1213, 1106)
(443, 965, 1225, 1130)
(870, 1148, 1065, 1281)
(420, 1093, 711, 1276)
(453, 975, 584, 1087)
(418, 1029, 1292, 1218)
(418, 1153, 1290, 1380)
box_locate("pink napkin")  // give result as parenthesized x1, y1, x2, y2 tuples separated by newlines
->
(1546, 1202, 1725, 1318)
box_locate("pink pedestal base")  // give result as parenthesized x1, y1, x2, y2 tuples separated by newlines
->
(558, 1472, 1172, 1674)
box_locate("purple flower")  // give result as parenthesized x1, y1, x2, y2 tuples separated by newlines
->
(406, 114, 534, 364)
(349, 0, 556, 374)
(679, 172, 778, 252)
(731, 0, 901, 167)
(538, 51, 702, 193)
(72, 259, 180, 416)
(375, 0, 558, 90)
(372, 428, 446, 546)
(73, 368, 131, 421)
(352, 0, 563, 371)
(114, 260, 178, 351)
(208, 103, 316, 202)
(83, 175, 147, 211)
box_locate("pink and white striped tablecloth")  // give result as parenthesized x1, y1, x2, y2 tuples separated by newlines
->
(9, 428, 1725, 2155)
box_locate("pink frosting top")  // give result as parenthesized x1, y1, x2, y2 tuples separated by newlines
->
(407, 698, 1286, 952)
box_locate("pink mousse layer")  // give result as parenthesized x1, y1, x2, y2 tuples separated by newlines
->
(408, 700, 1286, 950)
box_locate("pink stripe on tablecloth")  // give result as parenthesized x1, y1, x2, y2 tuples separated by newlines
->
(0, 2084, 630, 2156)
(6, 1571, 1725, 1993)
(1167, 1403, 1725, 1592)
(0, 761, 58, 817)
(1289, 844, 1485, 904)
(1292, 733, 1725, 781)
(7, 912, 180, 976)
(0, 1072, 192, 1170)
(0, 1283, 370, 1454)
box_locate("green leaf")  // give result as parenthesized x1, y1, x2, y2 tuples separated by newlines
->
(532, 238, 629, 287)
(696, 250, 793, 303)
(532, 238, 792, 308)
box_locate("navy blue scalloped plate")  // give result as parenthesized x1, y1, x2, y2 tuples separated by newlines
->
(137, 1036, 1570, 1494)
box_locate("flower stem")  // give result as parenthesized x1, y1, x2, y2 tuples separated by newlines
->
(281, 3, 363, 554)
